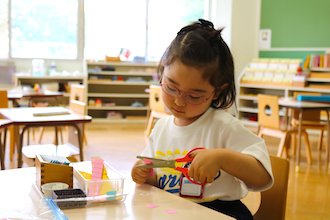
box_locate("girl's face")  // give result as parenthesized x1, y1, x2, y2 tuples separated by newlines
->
(161, 60, 217, 126)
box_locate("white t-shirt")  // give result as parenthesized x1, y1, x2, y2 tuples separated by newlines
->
(142, 108, 274, 202)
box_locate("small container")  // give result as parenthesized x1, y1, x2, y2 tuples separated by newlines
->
(41, 182, 69, 197)
(72, 161, 124, 200)
(53, 188, 87, 209)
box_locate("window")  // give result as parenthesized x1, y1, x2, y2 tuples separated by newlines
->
(1, 0, 207, 61)
(4, 0, 79, 59)
(0, 0, 9, 59)
(84, 0, 147, 60)
(84, 0, 207, 62)
(147, 0, 207, 61)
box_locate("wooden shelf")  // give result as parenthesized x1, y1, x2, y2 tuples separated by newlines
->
(238, 60, 330, 125)
(86, 61, 158, 123)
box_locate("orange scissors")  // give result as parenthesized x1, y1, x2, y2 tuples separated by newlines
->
(136, 147, 205, 185)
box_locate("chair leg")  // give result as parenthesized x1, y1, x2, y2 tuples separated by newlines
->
(38, 127, 45, 143)
(277, 134, 287, 158)
(291, 133, 296, 158)
(145, 114, 155, 137)
(302, 130, 312, 164)
(318, 130, 324, 151)
(0, 131, 4, 170)
(283, 133, 291, 158)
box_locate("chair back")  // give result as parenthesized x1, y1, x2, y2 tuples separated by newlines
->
(257, 94, 280, 130)
(253, 156, 290, 220)
(0, 90, 8, 108)
(68, 100, 86, 147)
(293, 92, 321, 121)
(70, 84, 85, 102)
(69, 100, 86, 115)
(149, 85, 166, 113)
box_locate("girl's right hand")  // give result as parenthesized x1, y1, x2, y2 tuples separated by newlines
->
(131, 160, 152, 184)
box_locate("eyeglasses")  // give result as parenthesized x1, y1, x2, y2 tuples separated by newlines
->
(160, 82, 214, 105)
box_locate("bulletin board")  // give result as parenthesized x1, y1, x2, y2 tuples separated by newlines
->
(260, 0, 330, 48)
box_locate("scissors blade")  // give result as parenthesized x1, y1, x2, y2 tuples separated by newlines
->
(136, 156, 176, 168)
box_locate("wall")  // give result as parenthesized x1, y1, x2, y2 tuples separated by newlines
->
(231, 0, 260, 77)
(211, 0, 260, 80)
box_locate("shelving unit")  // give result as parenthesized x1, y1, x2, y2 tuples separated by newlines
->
(237, 60, 330, 127)
(86, 61, 158, 123)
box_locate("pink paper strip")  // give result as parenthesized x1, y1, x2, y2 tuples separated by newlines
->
(164, 209, 177, 214)
(147, 203, 158, 209)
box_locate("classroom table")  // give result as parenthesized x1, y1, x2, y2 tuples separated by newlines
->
(8, 89, 64, 107)
(0, 167, 234, 220)
(0, 119, 12, 170)
(279, 98, 330, 170)
(0, 107, 92, 168)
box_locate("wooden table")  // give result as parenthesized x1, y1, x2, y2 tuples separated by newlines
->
(8, 90, 64, 107)
(0, 167, 233, 220)
(279, 98, 330, 170)
(0, 119, 12, 170)
(0, 107, 92, 168)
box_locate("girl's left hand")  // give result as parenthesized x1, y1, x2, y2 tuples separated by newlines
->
(188, 149, 222, 184)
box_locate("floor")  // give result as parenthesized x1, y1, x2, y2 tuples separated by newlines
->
(3, 123, 330, 220)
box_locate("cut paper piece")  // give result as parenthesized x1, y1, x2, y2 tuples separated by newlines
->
(142, 158, 154, 176)
(89, 157, 104, 196)
(147, 203, 158, 209)
(92, 157, 104, 180)
(149, 168, 154, 177)
(164, 209, 177, 214)
(143, 158, 153, 164)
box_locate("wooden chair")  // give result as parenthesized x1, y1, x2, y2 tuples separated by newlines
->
(0, 90, 16, 163)
(0, 90, 8, 107)
(291, 92, 327, 162)
(69, 84, 87, 145)
(69, 84, 86, 102)
(257, 94, 311, 161)
(38, 84, 87, 144)
(246, 156, 290, 220)
(145, 85, 170, 137)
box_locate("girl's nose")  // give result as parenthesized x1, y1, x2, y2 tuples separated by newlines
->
(174, 96, 186, 107)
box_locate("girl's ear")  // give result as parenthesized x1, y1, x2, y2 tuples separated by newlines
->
(213, 83, 228, 98)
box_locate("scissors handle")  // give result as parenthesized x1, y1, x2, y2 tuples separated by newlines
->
(175, 147, 205, 163)
(175, 147, 205, 185)
(175, 167, 202, 185)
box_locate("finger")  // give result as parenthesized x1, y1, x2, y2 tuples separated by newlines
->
(206, 175, 213, 183)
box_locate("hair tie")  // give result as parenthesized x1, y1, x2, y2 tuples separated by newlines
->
(177, 19, 215, 36)
(198, 19, 214, 30)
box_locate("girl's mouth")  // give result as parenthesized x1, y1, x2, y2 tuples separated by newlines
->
(171, 107, 185, 114)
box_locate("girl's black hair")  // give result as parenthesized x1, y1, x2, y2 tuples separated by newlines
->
(158, 19, 236, 109)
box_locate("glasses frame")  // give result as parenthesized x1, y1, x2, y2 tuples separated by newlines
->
(160, 82, 214, 105)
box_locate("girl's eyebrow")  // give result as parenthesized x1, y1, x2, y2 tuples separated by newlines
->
(165, 76, 208, 93)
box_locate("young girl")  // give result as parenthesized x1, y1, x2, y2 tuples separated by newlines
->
(131, 19, 273, 219)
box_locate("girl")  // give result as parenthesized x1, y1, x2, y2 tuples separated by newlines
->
(131, 19, 273, 219)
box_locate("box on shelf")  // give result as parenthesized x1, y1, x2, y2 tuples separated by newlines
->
(35, 154, 74, 190)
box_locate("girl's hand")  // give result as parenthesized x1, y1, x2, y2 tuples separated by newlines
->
(131, 160, 152, 184)
(188, 149, 221, 184)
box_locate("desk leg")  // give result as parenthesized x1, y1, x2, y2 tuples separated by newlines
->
(71, 123, 84, 161)
(9, 125, 18, 161)
(326, 110, 330, 170)
(296, 110, 303, 172)
(17, 126, 30, 168)
(0, 128, 7, 170)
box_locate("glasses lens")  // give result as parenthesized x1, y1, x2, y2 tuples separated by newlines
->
(161, 83, 207, 105)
